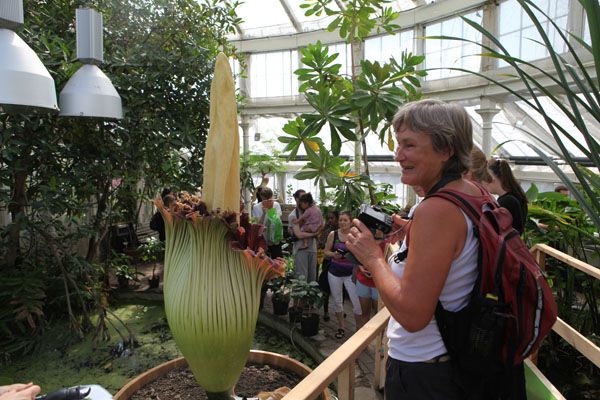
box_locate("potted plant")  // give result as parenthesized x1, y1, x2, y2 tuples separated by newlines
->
(140, 237, 164, 289)
(265, 275, 291, 315)
(290, 277, 324, 336)
(153, 53, 285, 400)
(111, 251, 144, 289)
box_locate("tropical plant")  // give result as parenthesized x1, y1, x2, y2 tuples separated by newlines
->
(0, 0, 241, 357)
(110, 251, 143, 287)
(279, 0, 425, 207)
(140, 237, 165, 279)
(427, 0, 600, 232)
(290, 277, 324, 315)
(157, 54, 284, 399)
(240, 148, 287, 203)
(524, 184, 600, 335)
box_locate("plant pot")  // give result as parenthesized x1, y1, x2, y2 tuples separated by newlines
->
(288, 306, 302, 324)
(123, 247, 143, 264)
(112, 349, 331, 400)
(148, 276, 160, 289)
(272, 296, 289, 315)
(300, 313, 320, 337)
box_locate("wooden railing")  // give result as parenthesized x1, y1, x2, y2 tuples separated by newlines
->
(284, 306, 390, 400)
(283, 243, 600, 400)
(530, 243, 600, 369)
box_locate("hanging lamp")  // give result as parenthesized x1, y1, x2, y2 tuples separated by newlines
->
(0, 0, 58, 113)
(59, 7, 122, 119)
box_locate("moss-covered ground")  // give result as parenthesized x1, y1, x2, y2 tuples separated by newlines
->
(0, 302, 315, 396)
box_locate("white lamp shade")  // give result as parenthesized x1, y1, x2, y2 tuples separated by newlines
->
(59, 64, 122, 119)
(0, 28, 58, 112)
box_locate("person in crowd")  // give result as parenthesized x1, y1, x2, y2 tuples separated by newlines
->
(0, 383, 40, 400)
(288, 189, 319, 283)
(346, 99, 525, 399)
(554, 185, 569, 197)
(293, 193, 323, 249)
(252, 187, 283, 259)
(356, 258, 379, 330)
(317, 210, 339, 322)
(487, 158, 529, 235)
(323, 211, 362, 339)
(252, 177, 270, 203)
(467, 146, 493, 185)
(150, 194, 176, 242)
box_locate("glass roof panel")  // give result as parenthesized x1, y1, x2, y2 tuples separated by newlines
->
(516, 98, 587, 158)
(233, 0, 294, 38)
(228, 0, 437, 40)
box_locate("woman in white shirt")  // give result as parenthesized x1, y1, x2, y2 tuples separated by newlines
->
(347, 99, 493, 399)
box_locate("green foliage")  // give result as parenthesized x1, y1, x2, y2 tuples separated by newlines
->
(265, 271, 296, 303)
(524, 184, 600, 394)
(240, 148, 288, 200)
(289, 278, 324, 313)
(280, 1, 425, 209)
(429, 0, 600, 232)
(1, 0, 241, 357)
(301, 0, 401, 43)
(111, 251, 144, 284)
(0, 271, 47, 356)
(524, 185, 600, 335)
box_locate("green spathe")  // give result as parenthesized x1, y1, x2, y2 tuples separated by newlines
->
(164, 216, 265, 392)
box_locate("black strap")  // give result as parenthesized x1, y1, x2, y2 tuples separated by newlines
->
(426, 174, 462, 196)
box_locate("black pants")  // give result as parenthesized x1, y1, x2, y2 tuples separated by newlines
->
(385, 357, 527, 400)
(385, 357, 463, 400)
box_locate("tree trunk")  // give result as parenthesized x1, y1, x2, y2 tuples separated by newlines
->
(4, 169, 28, 269)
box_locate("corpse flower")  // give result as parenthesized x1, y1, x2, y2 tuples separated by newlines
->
(156, 53, 284, 400)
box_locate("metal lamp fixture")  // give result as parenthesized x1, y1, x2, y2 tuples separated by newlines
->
(59, 7, 122, 119)
(0, 0, 58, 113)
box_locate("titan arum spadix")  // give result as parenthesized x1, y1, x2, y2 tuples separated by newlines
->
(155, 53, 284, 399)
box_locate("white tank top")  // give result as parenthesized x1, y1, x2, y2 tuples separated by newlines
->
(386, 209, 478, 362)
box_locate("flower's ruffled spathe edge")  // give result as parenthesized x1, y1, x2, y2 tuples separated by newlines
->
(153, 194, 285, 280)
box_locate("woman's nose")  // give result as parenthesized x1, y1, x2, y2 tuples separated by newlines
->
(394, 145, 404, 162)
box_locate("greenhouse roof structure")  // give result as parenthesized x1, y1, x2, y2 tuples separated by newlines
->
(223, 0, 597, 206)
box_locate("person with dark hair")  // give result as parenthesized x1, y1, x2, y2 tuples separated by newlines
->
(554, 185, 569, 196)
(150, 194, 176, 242)
(487, 158, 528, 235)
(317, 210, 339, 321)
(293, 193, 323, 249)
(346, 99, 526, 399)
(324, 211, 362, 339)
(288, 189, 319, 283)
(252, 187, 283, 259)
(161, 187, 173, 198)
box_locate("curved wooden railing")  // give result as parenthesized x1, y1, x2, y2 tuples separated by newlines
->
(530, 244, 600, 369)
(284, 306, 390, 400)
(283, 243, 600, 400)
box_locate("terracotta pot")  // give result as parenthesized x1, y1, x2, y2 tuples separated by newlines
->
(113, 350, 331, 400)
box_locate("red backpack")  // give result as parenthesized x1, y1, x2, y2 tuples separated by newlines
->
(428, 187, 558, 374)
